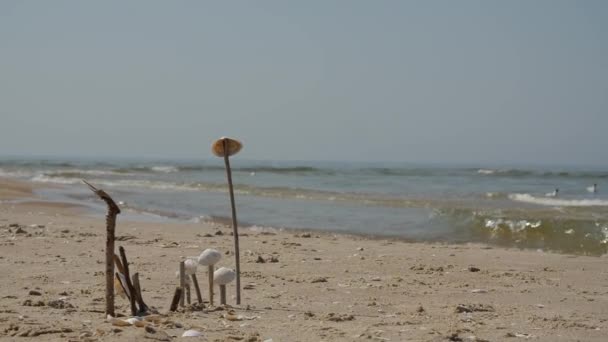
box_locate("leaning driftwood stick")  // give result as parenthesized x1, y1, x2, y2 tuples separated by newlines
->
(191, 274, 202, 304)
(169, 287, 182, 312)
(132, 272, 149, 314)
(179, 261, 186, 307)
(114, 254, 125, 274)
(83, 180, 121, 317)
(223, 139, 241, 305)
(119, 246, 138, 316)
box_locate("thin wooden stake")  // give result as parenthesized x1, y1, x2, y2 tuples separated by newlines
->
(169, 287, 182, 312)
(119, 246, 138, 316)
(84, 180, 121, 317)
(191, 274, 203, 304)
(208, 265, 214, 306)
(179, 261, 185, 307)
(186, 283, 191, 305)
(223, 139, 241, 305)
(219, 284, 227, 305)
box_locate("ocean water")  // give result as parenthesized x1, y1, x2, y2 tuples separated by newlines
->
(1, 157, 607, 255)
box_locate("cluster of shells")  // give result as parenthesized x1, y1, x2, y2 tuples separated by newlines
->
(180, 248, 236, 286)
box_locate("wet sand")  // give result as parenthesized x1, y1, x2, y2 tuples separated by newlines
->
(0, 177, 607, 341)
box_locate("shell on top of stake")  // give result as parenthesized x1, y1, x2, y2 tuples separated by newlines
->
(213, 267, 236, 285)
(211, 137, 242, 157)
(184, 259, 198, 275)
(198, 249, 222, 266)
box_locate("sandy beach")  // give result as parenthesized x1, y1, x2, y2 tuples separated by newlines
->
(0, 177, 607, 341)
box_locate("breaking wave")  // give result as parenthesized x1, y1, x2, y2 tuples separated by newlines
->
(435, 208, 608, 255)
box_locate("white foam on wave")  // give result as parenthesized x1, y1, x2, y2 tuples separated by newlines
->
(477, 169, 496, 175)
(484, 218, 542, 232)
(151, 166, 179, 173)
(52, 168, 125, 176)
(30, 175, 196, 191)
(31, 174, 81, 184)
(0, 168, 35, 178)
(509, 193, 608, 207)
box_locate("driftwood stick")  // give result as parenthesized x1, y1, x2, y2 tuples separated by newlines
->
(179, 261, 185, 307)
(191, 274, 202, 304)
(223, 139, 241, 305)
(208, 265, 214, 306)
(114, 254, 125, 274)
(132, 272, 148, 314)
(119, 246, 138, 316)
(169, 287, 182, 312)
(84, 180, 121, 317)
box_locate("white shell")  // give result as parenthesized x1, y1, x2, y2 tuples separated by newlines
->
(107, 317, 132, 326)
(213, 267, 236, 285)
(198, 249, 222, 266)
(184, 259, 198, 275)
(182, 329, 204, 337)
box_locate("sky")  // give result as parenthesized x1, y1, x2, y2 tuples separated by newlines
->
(1, 1, 607, 165)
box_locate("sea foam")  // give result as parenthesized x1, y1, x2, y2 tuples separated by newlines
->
(509, 193, 608, 207)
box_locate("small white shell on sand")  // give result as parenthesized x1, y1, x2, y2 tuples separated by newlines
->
(182, 329, 204, 337)
(198, 249, 222, 266)
(125, 317, 141, 324)
(184, 259, 198, 275)
(214, 267, 236, 285)
(107, 317, 132, 326)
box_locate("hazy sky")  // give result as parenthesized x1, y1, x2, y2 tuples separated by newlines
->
(1, 1, 607, 165)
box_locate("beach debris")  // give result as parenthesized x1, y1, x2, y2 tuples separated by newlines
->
(470, 289, 488, 293)
(455, 304, 495, 313)
(144, 325, 172, 341)
(47, 298, 74, 309)
(505, 332, 533, 339)
(468, 266, 481, 272)
(182, 329, 204, 337)
(223, 310, 260, 321)
(198, 248, 222, 306)
(311, 277, 328, 283)
(22, 299, 45, 307)
(28, 290, 42, 296)
(214, 267, 236, 305)
(16, 327, 74, 338)
(107, 316, 132, 327)
(84, 180, 121, 317)
(212, 136, 243, 305)
(326, 313, 355, 322)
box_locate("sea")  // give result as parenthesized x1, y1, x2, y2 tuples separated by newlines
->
(1, 157, 607, 255)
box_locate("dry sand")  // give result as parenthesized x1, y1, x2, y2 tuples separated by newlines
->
(0, 177, 607, 341)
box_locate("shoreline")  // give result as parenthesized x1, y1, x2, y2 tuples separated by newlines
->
(1, 177, 607, 341)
